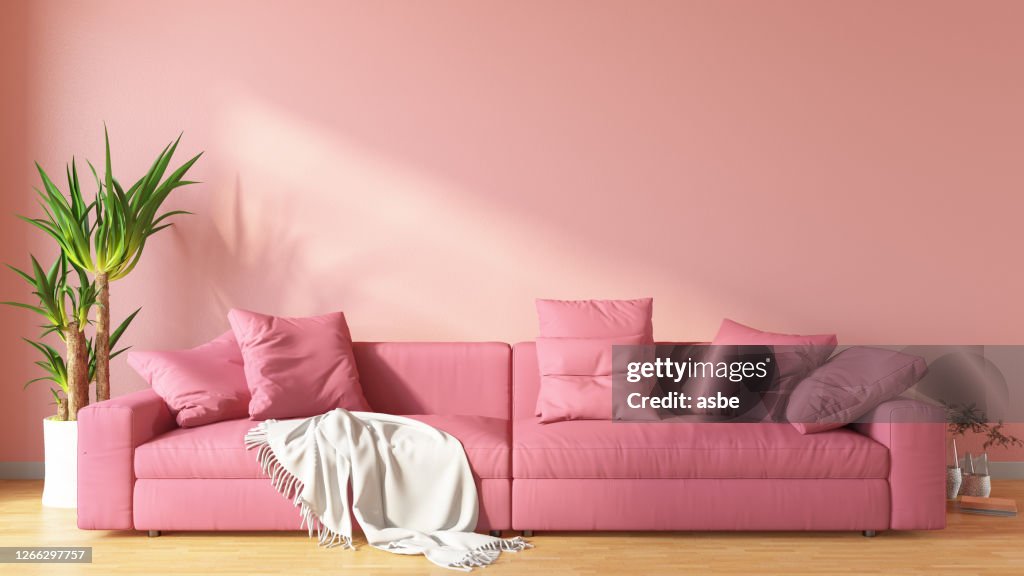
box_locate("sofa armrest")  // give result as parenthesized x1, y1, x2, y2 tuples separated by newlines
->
(851, 398, 946, 530)
(78, 388, 176, 530)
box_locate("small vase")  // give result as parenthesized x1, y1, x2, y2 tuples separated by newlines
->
(946, 466, 963, 500)
(960, 451, 975, 496)
(963, 474, 992, 498)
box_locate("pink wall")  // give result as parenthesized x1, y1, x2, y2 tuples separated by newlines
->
(0, 0, 36, 459)
(3, 0, 1024, 461)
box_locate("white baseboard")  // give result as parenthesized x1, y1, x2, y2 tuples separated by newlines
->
(0, 462, 44, 479)
(990, 461, 1024, 479)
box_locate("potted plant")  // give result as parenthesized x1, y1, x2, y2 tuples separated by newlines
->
(4, 254, 92, 507)
(946, 402, 1023, 498)
(3, 253, 123, 507)
(23, 128, 201, 402)
(947, 403, 1024, 453)
(4, 129, 199, 507)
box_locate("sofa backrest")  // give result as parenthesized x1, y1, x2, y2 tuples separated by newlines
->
(354, 342, 510, 420)
(512, 342, 541, 420)
(512, 341, 701, 420)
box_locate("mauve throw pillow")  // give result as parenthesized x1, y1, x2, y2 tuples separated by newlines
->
(128, 331, 250, 428)
(711, 319, 838, 420)
(534, 298, 656, 423)
(228, 309, 370, 420)
(787, 346, 927, 434)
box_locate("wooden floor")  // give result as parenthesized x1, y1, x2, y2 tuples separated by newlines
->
(1, 480, 1022, 575)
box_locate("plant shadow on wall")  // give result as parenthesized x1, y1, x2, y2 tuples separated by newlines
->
(174, 166, 454, 333)
(179, 173, 339, 320)
(2, 128, 201, 420)
(181, 93, 588, 340)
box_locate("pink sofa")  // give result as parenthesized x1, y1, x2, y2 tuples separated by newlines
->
(78, 341, 946, 536)
(511, 342, 946, 535)
(78, 342, 513, 533)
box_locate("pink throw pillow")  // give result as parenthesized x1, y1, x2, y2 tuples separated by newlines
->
(536, 298, 654, 340)
(534, 298, 655, 423)
(128, 331, 250, 428)
(712, 319, 838, 420)
(535, 334, 654, 423)
(228, 309, 370, 420)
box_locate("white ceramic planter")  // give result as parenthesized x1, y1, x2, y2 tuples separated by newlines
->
(41, 417, 77, 509)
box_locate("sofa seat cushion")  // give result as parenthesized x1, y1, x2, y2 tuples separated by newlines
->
(407, 415, 510, 479)
(513, 417, 888, 479)
(135, 415, 510, 480)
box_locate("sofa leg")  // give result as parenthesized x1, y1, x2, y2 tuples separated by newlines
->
(862, 530, 878, 538)
(522, 530, 534, 537)
(147, 530, 161, 538)
(488, 530, 501, 537)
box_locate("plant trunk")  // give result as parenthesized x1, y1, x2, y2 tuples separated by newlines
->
(56, 397, 68, 421)
(96, 272, 111, 402)
(65, 322, 89, 421)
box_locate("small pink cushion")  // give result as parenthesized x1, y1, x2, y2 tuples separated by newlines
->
(228, 309, 370, 420)
(712, 319, 837, 420)
(127, 331, 249, 428)
(534, 298, 655, 423)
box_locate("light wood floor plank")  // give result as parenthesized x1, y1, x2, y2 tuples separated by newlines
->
(1, 480, 1021, 575)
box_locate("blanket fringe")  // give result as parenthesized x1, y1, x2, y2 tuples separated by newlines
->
(245, 423, 354, 551)
(449, 537, 533, 570)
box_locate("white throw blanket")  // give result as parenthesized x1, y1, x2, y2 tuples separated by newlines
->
(244, 409, 530, 571)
